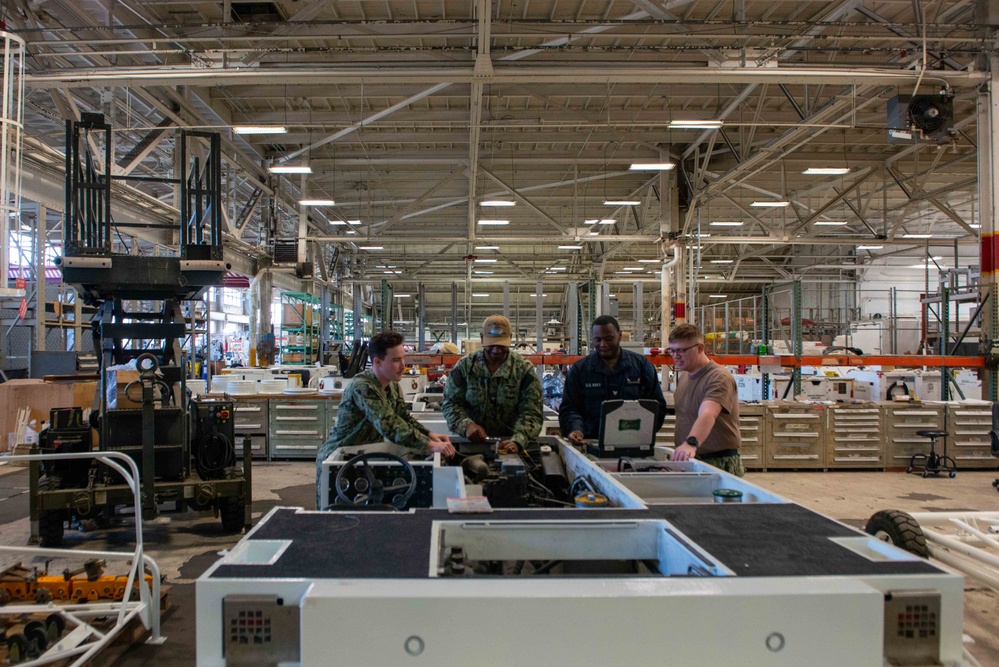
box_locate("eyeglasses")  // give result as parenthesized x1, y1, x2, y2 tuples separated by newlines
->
(666, 343, 699, 356)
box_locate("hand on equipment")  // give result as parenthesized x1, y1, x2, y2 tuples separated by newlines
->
(427, 433, 456, 457)
(498, 440, 519, 454)
(672, 443, 696, 462)
(567, 430, 586, 445)
(465, 423, 488, 442)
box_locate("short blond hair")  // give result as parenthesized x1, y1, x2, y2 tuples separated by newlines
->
(668, 323, 704, 345)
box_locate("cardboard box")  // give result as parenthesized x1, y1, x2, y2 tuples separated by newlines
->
(0, 379, 98, 452)
(105, 370, 143, 409)
(282, 303, 313, 327)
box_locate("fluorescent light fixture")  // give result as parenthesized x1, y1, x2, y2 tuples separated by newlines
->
(475, 246, 500, 250)
(814, 221, 848, 226)
(750, 201, 790, 208)
(233, 125, 287, 135)
(603, 200, 641, 206)
(669, 119, 723, 129)
(613, 271, 633, 274)
(530, 293, 548, 297)
(710, 259, 734, 264)
(477, 219, 509, 226)
(347, 220, 361, 225)
(269, 165, 312, 174)
(472, 293, 490, 297)
(393, 294, 411, 298)
(710, 221, 743, 227)
(970, 223, 981, 229)
(548, 267, 567, 271)
(598, 219, 616, 225)
(481, 200, 515, 207)
(709, 294, 727, 298)
(328, 220, 347, 226)
(803, 167, 851, 175)
(903, 233, 933, 238)
(474, 270, 494, 274)
(558, 245, 583, 250)
(629, 162, 675, 171)
(299, 199, 335, 206)
(475, 258, 498, 263)
(360, 246, 383, 251)
(622, 267, 644, 271)
(583, 219, 599, 225)
(697, 233, 712, 238)
(856, 245, 883, 250)
(346, 230, 357, 235)
(638, 259, 660, 263)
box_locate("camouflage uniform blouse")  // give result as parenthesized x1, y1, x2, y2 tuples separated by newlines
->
(442, 350, 543, 447)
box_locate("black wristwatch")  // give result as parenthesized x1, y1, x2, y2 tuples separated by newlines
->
(685, 436, 699, 448)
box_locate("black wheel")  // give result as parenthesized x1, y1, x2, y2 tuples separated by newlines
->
(865, 510, 929, 558)
(7, 633, 28, 664)
(24, 626, 46, 658)
(44, 614, 65, 642)
(219, 497, 246, 534)
(949, 471, 956, 479)
(905, 465, 912, 473)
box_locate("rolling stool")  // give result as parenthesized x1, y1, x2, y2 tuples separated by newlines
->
(908, 429, 957, 478)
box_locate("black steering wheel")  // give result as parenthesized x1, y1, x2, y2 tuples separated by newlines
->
(334, 452, 417, 510)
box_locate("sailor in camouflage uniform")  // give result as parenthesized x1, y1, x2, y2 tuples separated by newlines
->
(316, 330, 454, 508)
(443, 315, 544, 454)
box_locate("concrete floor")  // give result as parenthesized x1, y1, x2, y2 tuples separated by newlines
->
(1, 462, 997, 665)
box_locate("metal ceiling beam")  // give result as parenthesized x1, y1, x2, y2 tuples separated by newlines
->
(276, 9, 654, 163)
(373, 168, 468, 234)
(315, 235, 976, 247)
(27, 66, 985, 89)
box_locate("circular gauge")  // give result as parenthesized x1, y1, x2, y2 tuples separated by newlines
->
(336, 477, 351, 493)
(354, 478, 369, 493)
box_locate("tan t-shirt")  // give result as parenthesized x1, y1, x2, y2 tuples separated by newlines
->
(673, 361, 741, 456)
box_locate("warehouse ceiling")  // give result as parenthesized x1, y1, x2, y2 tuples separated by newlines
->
(3, 0, 991, 324)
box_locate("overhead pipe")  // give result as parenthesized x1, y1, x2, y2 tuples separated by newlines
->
(659, 242, 681, 347)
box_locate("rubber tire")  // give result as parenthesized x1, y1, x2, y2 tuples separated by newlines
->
(7, 633, 28, 664)
(219, 497, 245, 534)
(45, 614, 65, 642)
(865, 510, 929, 558)
(24, 622, 47, 653)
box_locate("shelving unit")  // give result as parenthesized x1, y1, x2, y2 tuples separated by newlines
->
(280, 291, 320, 365)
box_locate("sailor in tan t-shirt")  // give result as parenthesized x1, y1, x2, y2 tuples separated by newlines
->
(668, 323, 744, 477)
